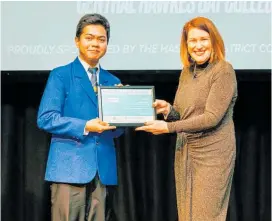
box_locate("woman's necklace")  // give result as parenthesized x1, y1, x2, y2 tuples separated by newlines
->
(192, 62, 210, 79)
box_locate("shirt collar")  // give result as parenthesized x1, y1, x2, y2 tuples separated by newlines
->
(78, 56, 100, 73)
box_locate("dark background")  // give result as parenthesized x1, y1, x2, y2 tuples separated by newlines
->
(1, 70, 271, 221)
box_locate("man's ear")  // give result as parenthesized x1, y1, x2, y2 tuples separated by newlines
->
(74, 37, 79, 48)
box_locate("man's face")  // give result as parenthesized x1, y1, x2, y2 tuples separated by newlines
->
(75, 24, 108, 65)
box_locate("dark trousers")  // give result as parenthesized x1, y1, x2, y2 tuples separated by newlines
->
(51, 175, 106, 221)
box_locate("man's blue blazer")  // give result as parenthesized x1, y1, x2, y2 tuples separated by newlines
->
(37, 57, 123, 185)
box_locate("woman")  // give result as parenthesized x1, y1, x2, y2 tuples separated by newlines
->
(136, 17, 237, 221)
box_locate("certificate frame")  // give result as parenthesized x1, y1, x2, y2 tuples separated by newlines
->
(98, 86, 156, 127)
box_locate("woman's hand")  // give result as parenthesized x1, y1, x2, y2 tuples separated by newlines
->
(135, 120, 169, 135)
(153, 99, 171, 115)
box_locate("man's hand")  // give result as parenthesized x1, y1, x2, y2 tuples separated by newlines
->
(114, 83, 123, 87)
(135, 120, 169, 135)
(153, 99, 171, 115)
(85, 118, 116, 133)
(114, 83, 130, 87)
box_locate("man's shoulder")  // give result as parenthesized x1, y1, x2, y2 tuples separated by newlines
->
(52, 61, 73, 73)
(49, 60, 75, 78)
(101, 68, 121, 83)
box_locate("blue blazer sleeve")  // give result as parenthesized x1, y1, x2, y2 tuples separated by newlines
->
(37, 69, 87, 141)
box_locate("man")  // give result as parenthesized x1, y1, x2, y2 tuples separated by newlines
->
(37, 14, 123, 221)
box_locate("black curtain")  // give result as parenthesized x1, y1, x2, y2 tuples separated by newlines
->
(1, 71, 271, 221)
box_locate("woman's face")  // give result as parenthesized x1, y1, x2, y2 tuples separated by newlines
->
(187, 28, 212, 65)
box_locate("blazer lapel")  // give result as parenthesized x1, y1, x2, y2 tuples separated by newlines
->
(99, 67, 110, 86)
(73, 58, 98, 107)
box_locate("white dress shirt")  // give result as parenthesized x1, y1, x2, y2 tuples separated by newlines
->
(78, 56, 100, 84)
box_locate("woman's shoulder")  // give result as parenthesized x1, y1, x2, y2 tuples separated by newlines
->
(213, 60, 235, 72)
(179, 66, 191, 81)
(209, 60, 236, 83)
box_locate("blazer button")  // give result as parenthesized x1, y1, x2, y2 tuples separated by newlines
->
(96, 141, 99, 145)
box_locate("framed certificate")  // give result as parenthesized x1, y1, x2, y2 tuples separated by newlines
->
(98, 86, 156, 126)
